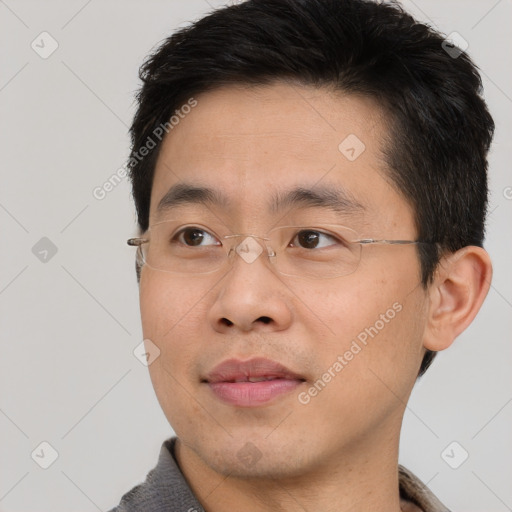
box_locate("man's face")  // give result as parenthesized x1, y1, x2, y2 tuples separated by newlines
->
(139, 82, 428, 478)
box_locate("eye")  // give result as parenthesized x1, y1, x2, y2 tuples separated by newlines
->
(290, 229, 341, 250)
(172, 227, 220, 247)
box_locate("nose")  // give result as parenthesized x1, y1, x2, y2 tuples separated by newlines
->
(207, 235, 293, 334)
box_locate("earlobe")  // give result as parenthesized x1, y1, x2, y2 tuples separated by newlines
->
(423, 246, 492, 352)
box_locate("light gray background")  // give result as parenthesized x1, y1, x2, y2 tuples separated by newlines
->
(1, 1, 511, 510)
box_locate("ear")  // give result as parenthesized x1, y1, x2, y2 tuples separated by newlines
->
(423, 246, 492, 352)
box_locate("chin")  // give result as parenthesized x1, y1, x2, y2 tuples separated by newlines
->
(189, 430, 315, 480)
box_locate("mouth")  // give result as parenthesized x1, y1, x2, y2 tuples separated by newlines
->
(202, 357, 306, 407)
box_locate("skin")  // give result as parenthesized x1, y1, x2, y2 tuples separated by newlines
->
(138, 82, 492, 512)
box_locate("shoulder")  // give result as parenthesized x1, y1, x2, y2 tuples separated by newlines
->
(106, 437, 204, 512)
(399, 465, 451, 512)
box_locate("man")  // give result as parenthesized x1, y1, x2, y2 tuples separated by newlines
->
(110, 0, 494, 510)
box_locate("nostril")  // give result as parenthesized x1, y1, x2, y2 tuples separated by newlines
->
(258, 316, 272, 324)
(221, 318, 234, 326)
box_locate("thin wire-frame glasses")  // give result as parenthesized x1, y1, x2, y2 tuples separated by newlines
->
(127, 220, 432, 279)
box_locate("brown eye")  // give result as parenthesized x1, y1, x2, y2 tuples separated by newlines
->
(174, 227, 220, 247)
(292, 230, 338, 249)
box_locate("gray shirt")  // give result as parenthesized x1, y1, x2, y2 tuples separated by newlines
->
(108, 437, 450, 512)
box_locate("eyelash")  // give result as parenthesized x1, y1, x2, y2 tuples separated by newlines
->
(172, 227, 341, 249)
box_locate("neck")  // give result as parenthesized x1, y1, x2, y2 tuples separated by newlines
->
(174, 429, 404, 512)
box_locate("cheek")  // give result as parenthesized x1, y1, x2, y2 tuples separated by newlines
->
(139, 271, 206, 338)
(303, 275, 411, 344)
(308, 254, 426, 387)
(139, 271, 210, 430)
(298, 287, 427, 446)
(139, 273, 203, 378)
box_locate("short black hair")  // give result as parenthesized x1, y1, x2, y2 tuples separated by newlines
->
(127, 0, 494, 377)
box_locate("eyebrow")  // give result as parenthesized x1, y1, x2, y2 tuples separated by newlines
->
(155, 182, 365, 219)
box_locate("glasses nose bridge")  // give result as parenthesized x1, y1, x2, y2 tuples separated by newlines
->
(224, 232, 276, 266)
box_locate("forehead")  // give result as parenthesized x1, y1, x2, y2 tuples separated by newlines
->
(150, 82, 414, 231)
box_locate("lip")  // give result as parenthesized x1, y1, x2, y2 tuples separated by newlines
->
(203, 357, 306, 407)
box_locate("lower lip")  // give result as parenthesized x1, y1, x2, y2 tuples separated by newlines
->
(207, 379, 303, 407)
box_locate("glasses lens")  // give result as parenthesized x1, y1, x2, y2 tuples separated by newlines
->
(140, 221, 362, 279)
(143, 221, 226, 274)
(267, 225, 361, 279)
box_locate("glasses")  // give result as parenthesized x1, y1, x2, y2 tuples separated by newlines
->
(127, 220, 431, 279)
